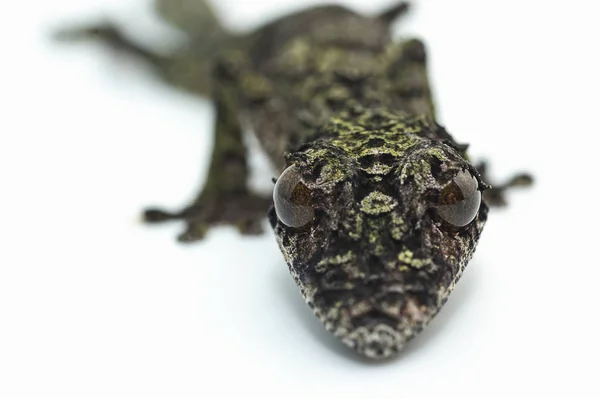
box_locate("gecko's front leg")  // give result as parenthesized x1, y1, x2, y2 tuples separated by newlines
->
(144, 53, 272, 242)
(476, 161, 533, 207)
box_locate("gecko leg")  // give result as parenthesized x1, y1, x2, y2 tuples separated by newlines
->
(143, 55, 272, 242)
(54, 22, 167, 69)
(385, 38, 436, 118)
(476, 161, 533, 207)
(378, 2, 411, 24)
(154, 0, 226, 38)
(53, 21, 221, 97)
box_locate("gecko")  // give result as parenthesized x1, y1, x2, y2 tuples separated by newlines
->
(56, 0, 532, 359)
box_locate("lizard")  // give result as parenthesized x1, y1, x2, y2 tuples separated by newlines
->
(55, 0, 532, 359)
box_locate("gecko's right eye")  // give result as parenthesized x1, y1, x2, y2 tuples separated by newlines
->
(273, 165, 315, 228)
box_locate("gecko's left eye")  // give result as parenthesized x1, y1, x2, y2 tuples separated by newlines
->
(436, 169, 481, 227)
(273, 165, 315, 228)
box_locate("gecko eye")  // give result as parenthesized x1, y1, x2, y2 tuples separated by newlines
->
(273, 165, 315, 227)
(436, 169, 481, 227)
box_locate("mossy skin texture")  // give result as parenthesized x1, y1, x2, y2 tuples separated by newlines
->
(57, 1, 531, 359)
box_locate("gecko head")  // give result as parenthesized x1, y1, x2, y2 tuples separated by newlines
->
(268, 111, 489, 359)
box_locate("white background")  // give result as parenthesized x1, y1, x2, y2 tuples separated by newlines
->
(1, 0, 599, 397)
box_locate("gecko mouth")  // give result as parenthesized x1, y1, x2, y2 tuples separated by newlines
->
(341, 323, 407, 359)
(311, 285, 449, 359)
(305, 260, 445, 359)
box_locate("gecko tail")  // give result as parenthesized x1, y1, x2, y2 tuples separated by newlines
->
(378, 2, 411, 25)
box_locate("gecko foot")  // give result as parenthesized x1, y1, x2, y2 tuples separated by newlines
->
(477, 161, 533, 207)
(143, 192, 272, 242)
(53, 22, 165, 66)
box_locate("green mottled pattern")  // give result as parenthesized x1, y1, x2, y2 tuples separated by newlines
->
(56, 1, 527, 360)
(270, 103, 488, 358)
(224, 5, 489, 359)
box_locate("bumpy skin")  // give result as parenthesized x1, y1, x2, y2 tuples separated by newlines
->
(56, 1, 530, 359)
(269, 108, 489, 358)
(234, 5, 488, 358)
